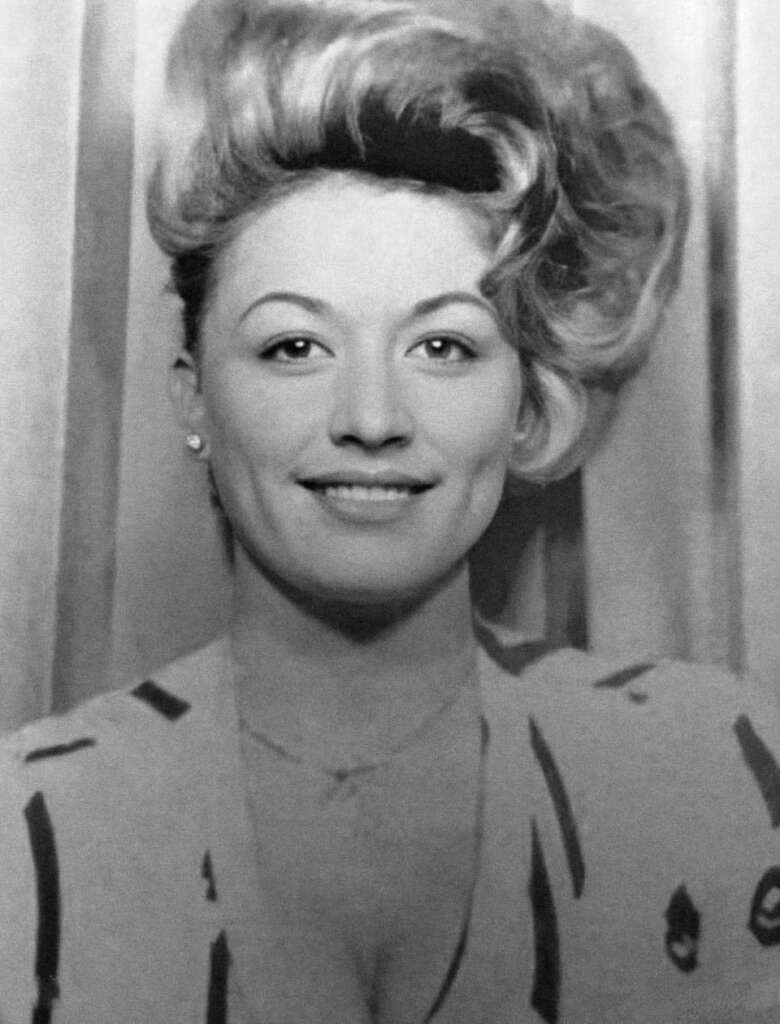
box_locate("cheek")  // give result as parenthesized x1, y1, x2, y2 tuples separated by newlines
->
(202, 371, 314, 475)
(443, 372, 521, 479)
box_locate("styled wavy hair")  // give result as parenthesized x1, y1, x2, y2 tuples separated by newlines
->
(147, 0, 689, 483)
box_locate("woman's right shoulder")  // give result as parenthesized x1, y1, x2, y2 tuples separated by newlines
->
(0, 637, 232, 1023)
(0, 635, 230, 800)
(0, 686, 142, 1021)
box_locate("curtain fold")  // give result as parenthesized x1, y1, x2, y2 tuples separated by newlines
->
(0, 0, 84, 728)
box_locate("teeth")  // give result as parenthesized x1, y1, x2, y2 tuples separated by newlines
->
(320, 484, 413, 501)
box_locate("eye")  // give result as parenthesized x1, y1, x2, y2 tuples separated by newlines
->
(260, 336, 331, 362)
(408, 335, 476, 363)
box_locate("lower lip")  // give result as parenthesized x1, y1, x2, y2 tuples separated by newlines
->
(303, 485, 429, 523)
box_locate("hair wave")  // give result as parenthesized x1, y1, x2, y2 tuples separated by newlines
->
(148, 0, 689, 482)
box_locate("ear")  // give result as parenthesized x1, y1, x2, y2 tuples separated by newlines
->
(168, 350, 209, 452)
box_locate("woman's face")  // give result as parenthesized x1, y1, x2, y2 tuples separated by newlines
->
(184, 177, 522, 606)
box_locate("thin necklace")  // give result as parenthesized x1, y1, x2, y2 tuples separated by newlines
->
(237, 686, 464, 783)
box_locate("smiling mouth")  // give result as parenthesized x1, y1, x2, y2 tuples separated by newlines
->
(301, 482, 430, 502)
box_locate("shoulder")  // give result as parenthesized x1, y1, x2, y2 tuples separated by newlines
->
(476, 624, 779, 779)
(477, 627, 780, 829)
(0, 636, 231, 851)
(0, 636, 227, 765)
(0, 638, 232, 1023)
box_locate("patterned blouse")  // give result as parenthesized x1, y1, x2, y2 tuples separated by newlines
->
(1, 632, 779, 1023)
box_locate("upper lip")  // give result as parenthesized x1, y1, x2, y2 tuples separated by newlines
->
(299, 470, 436, 491)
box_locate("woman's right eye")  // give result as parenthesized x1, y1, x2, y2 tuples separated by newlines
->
(259, 337, 331, 362)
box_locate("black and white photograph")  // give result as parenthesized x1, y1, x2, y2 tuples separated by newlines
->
(0, 1, 778, 1021)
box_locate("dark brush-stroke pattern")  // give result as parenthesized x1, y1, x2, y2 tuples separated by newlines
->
(529, 717, 585, 899)
(131, 680, 191, 722)
(627, 691, 649, 705)
(424, 913, 471, 1022)
(202, 851, 218, 903)
(529, 819, 560, 1023)
(592, 664, 655, 690)
(206, 931, 230, 1024)
(24, 738, 96, 764)
(733, 715, 780, 827)
(24, 793, 61, 1024)
(664, 885, 700, 973)
(473, 620, 556, 676)
(749, 867, 780, 946)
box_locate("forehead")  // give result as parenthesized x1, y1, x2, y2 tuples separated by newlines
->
(212, 177, 495, 316)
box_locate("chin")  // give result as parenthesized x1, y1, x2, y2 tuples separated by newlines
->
(299, 570, 448, 611)
(258, 550, 466, 618)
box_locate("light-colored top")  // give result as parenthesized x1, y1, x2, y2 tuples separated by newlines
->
(2, 632, 780, 1023)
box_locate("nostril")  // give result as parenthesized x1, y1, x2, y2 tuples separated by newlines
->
(334, 430, 411, 451)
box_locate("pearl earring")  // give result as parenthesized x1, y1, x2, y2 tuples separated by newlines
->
(185, 432, 205, 454)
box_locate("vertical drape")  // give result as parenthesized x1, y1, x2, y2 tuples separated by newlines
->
(573, 0, 779, 690)
(51, 0, 136, 711)
(734, 0, 780, 688)
(106, 0, 233, 699)
(574, 0, 742, 672)
(0, 0, 84, 727)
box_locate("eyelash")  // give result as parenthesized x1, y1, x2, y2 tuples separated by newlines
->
(409, 335, 476, 363)
(259, 336, 328, 362)
(258, 334, 477, 364)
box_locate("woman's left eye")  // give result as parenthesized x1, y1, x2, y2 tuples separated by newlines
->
(408, 336, 476, 363)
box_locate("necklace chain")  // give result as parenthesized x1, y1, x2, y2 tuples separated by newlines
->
(239, 709, 491, 1022)
(237, 687, 463, 781)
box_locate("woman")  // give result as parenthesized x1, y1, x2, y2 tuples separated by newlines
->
(2, 1, 779, 1021)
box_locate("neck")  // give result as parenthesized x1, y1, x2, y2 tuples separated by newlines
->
(229, 551, 478, 770)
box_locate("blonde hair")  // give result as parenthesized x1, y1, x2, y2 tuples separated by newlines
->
(148, 0, 688, 482)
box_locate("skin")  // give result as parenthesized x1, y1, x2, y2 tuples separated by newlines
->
(175, 176, 522, 614)
(170, 175, 524, 1021)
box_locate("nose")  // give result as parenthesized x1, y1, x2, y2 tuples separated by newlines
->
(328, 350, 413, 450)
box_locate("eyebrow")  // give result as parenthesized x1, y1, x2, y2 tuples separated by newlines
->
(410, 291, 498, 322)
(238, 289, 498, 325)
(239, 291, 330, 323)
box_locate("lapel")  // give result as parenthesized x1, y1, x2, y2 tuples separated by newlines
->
(180, 637, 319, 1018)
(427, 646, 533, 1023)
(168, 637, 273, 1014)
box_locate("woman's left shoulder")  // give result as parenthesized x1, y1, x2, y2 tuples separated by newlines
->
(483, 636, 780, 830)
(479, 631, 780, 774)
(478, 628, 780, 893)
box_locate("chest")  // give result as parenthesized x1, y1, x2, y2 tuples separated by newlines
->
(239, 726, 483, 1024)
